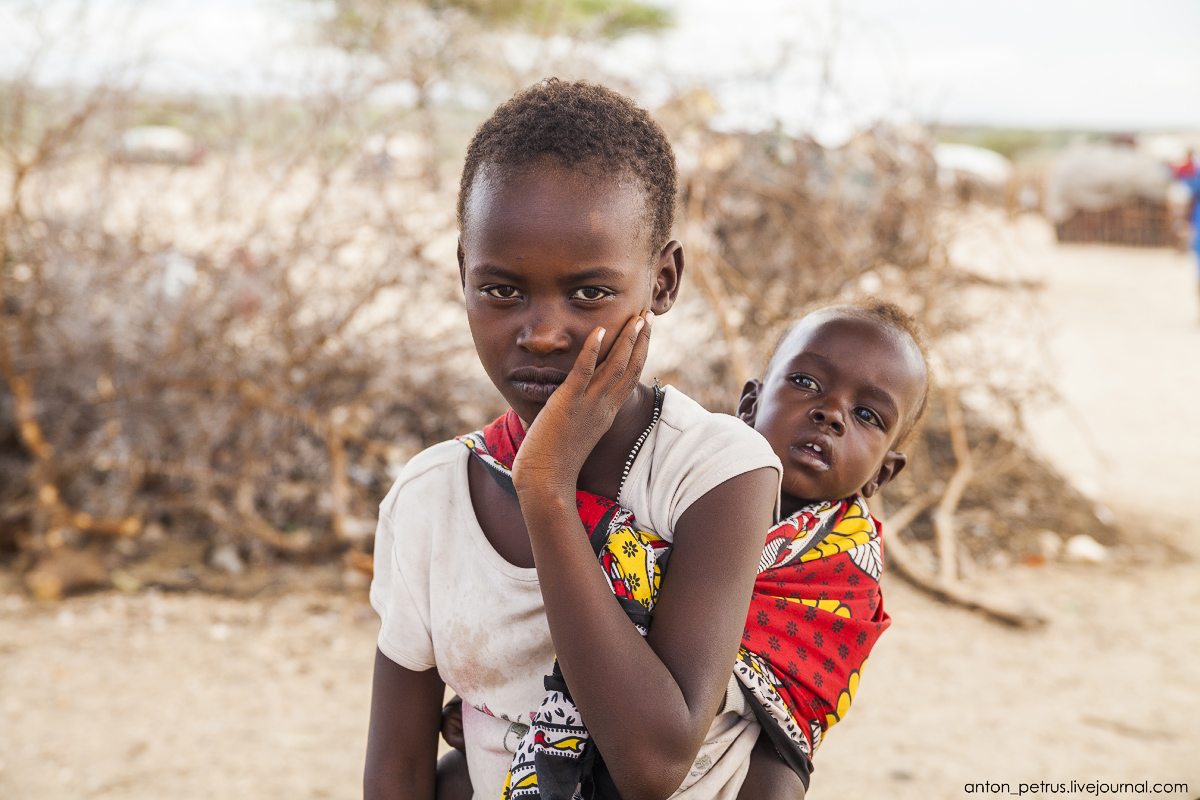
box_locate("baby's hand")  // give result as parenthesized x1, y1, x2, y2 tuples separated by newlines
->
(511, 310, 652, 498)
(441, 695, 465, 752)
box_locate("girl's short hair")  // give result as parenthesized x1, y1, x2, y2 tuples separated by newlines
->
(458, 79, 677, 256)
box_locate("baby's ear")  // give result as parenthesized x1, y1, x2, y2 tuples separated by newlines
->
(737, 379, 762, 426)
(861, 451, 907, 498)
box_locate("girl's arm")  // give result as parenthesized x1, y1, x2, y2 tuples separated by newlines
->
(513, 314, 777, 800)
(364, 649, 445, 800)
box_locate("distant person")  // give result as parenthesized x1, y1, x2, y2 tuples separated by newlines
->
(1178, 151, 1200, 313)
(1172, 148, 1196, 181)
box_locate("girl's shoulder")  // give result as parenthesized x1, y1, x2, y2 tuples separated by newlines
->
(384, 438, 463, 494)
(657, 385, 760, 439)
(654, 385, 779, 468)
(621, 385, 781, 537)
(379, 439, 466, 514)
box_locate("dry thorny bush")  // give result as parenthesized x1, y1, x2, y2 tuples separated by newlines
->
(0, 63, 1121, 615)
(0, 0, 663, 600)
(0, 75, 507, 598)
(646, 102, 1124, 622)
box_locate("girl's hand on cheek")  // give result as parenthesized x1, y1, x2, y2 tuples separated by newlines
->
(511, 310, 652, 499)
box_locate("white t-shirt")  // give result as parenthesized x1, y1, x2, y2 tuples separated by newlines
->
(371, 386, 781, 799)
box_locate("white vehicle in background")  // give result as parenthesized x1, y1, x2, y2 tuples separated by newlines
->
(113, 125, 205, 165)
(934, 142, 1014, 204)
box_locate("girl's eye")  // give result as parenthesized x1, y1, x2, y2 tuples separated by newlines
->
(855, 407, 882, 427)
(790, 375, 818, 391)
(483, 286, 520, 300)
(570, 287, 610, 301)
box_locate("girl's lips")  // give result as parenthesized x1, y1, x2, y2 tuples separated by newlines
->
(511, 380, 561, 403)
(508, 367, 568, 403)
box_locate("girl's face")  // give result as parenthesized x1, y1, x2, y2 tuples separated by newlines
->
(458, 163, 681, 424)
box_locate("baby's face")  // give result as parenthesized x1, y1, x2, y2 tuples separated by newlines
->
(458, 163, 678, 425)
(740, 313, 926, 507)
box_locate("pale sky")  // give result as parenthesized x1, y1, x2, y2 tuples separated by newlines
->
(640, 0, 1200, 132)
(1, 0, 1196, 133)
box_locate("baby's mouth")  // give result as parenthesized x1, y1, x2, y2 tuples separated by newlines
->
(791, 440, 832, 471)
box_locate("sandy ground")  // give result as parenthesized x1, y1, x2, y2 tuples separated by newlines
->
(2, 217, 1199, 799)
(953, 213, 1200, 537)
(2, 562, 1197, 800)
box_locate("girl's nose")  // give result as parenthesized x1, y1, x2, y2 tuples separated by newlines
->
(516, 316, 571, 356)
(809, 406, 845, 435)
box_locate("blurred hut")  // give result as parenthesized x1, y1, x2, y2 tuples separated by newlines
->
(1045, 142, 1174, 246)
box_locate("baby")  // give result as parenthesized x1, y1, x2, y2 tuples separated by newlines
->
(442, 300, 930, 797)
(732, 300, 928, 798)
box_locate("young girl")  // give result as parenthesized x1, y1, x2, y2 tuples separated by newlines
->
(365, 80, 781, 799)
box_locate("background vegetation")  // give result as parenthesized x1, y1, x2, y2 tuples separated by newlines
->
(0, 0, 1119, 618)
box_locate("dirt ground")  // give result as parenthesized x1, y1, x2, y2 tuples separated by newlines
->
(2, 216, 1198, 799)
(953, 212, 1200, 538)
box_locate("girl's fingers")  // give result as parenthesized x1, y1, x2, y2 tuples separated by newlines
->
(597, 310, 651, 397)
(560, 326, 605, 392)
(594, 311, 644, 389)
(618, 310, 652, 395)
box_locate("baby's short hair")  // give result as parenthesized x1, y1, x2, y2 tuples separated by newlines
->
(852, 300, 930, 428)
(457, 79, 677, 257)
(766, 299, 931, 438)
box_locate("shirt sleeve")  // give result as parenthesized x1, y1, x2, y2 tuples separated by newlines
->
(660, 411, 782, 532)
(369, 460, 438, 672)
(634, 388, 782, 537)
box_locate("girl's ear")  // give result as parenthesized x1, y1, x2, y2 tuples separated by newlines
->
(861, 451, 908, 498)
(737, 379, 762, 426)
(650, 241, 684, 315)
(457, 237, 466, 290)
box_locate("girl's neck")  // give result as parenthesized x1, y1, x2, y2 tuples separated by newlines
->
(576, 381, 657, 499)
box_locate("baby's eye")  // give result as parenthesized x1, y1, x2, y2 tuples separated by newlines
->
(789, 375, 818, 391)
(570, 287, 610, 301)
(855, 407, 882, 427)
(483, 285, 520, 300)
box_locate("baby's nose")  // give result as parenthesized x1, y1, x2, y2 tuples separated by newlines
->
(810, 407, 845, 433)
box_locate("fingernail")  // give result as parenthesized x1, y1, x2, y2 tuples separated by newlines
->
(645, 310, 655, 328)
(597, 328, 606, 345)
(635, 318, 645, 334)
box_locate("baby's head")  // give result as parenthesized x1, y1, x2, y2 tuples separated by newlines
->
(738, 301, 929, 513)
(456, 79, 683, 423)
